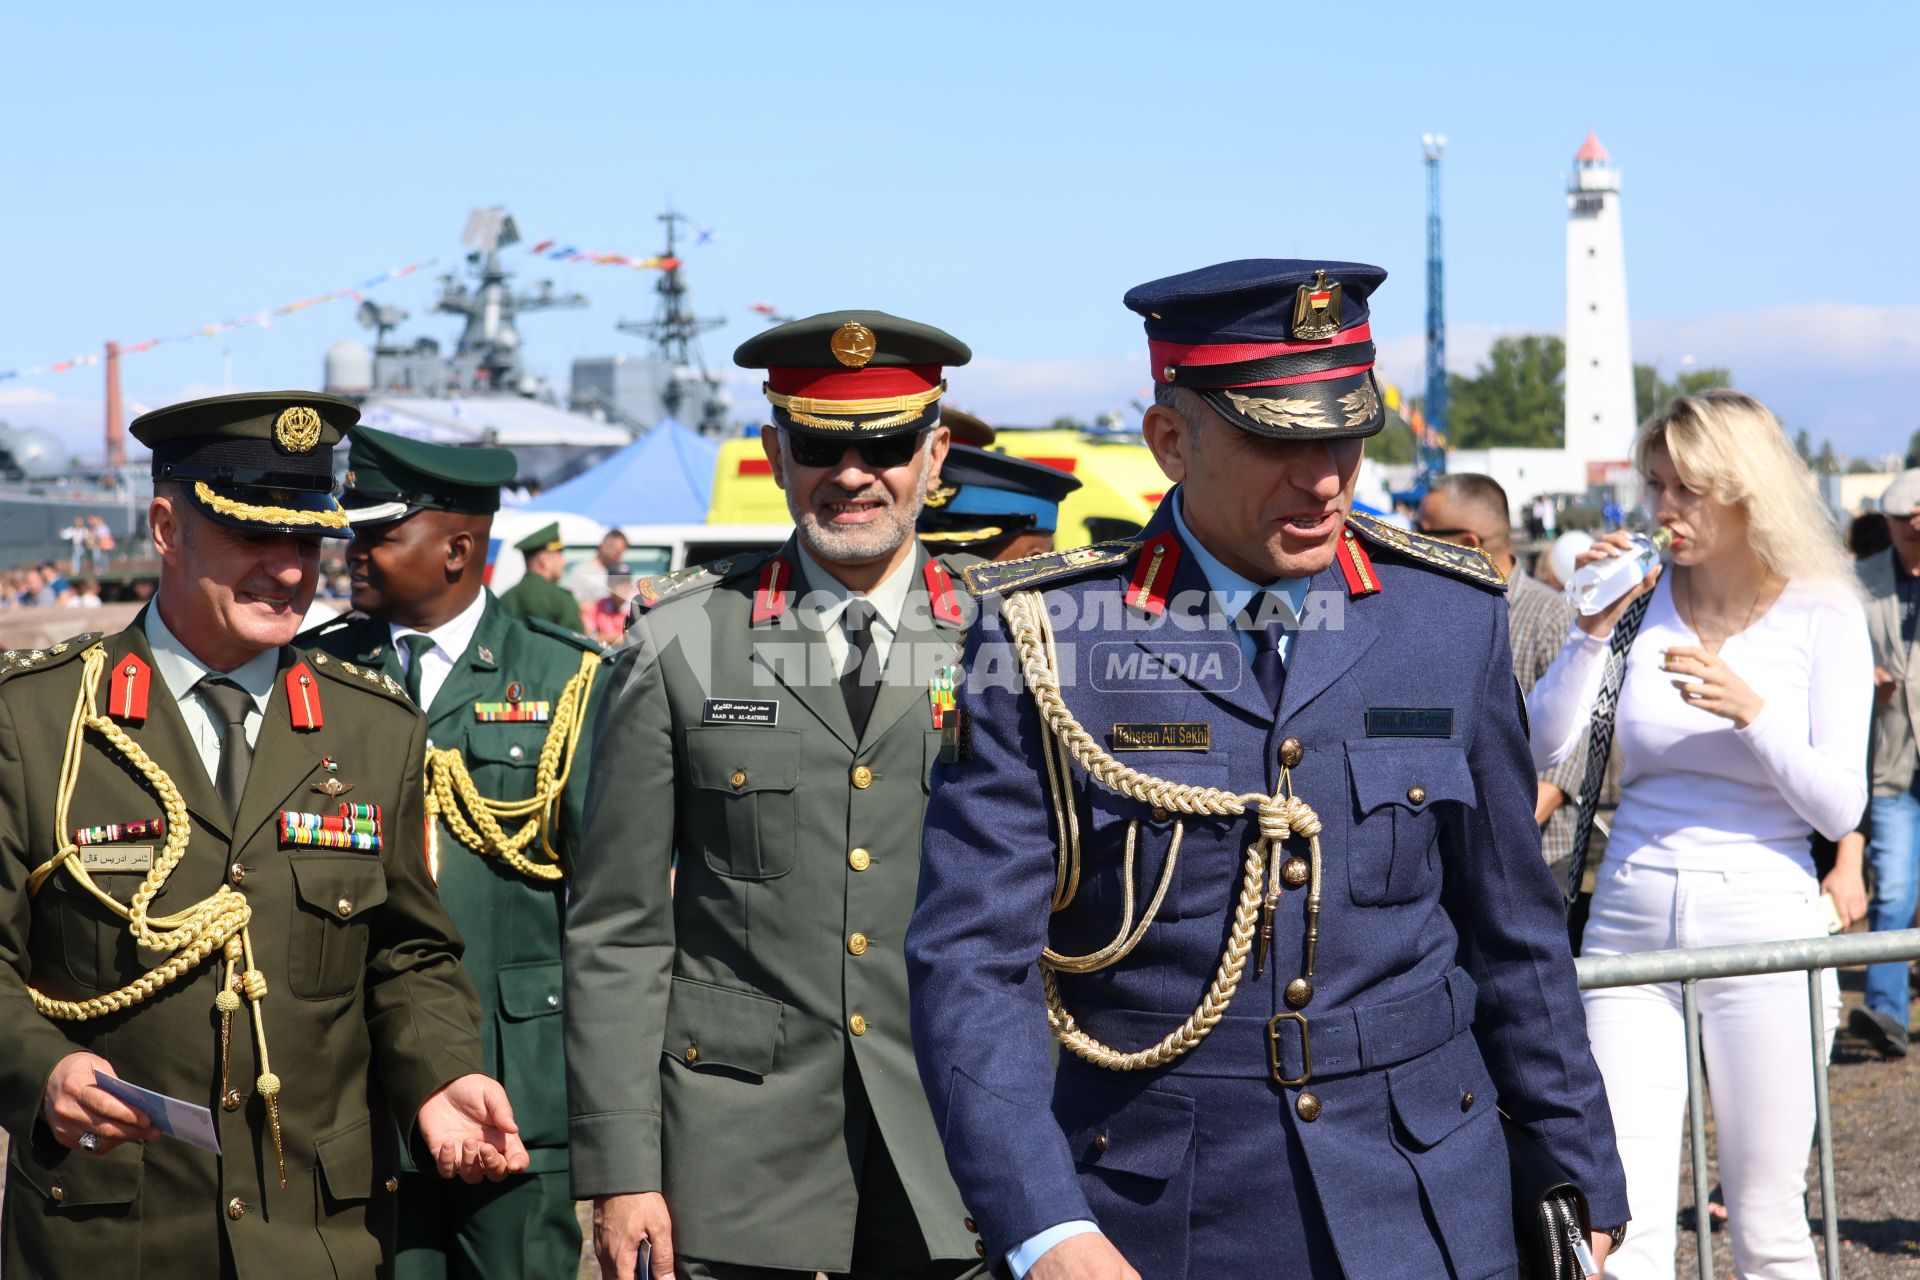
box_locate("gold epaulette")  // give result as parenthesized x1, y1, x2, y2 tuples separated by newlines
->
(1345, 512, 1507, 591)
(0, 633, 100, 681)
(959, 540, 1136, 597)
(307, 650, 411, 704)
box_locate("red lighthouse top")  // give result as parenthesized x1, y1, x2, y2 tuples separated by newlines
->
(1575, 130, 1611, 165)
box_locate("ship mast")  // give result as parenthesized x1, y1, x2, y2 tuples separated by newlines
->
(435, 208, 587, 394)
(617, 208, 728, 430)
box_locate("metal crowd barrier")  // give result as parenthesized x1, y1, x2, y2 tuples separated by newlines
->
(1573, 927, 1920, 1280)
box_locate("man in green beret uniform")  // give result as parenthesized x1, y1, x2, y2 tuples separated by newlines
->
(499, 522, 585, 631)
(301, 425, 610, 1280)
(0, 392, 527, 1280)
(567, 311, 987, 1280)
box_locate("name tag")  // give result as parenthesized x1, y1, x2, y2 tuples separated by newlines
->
(79, 845, 153, 873)
(1110, 722, 1211, 752)
(1365, 707, 1455, 738)
(703, 698, 780, 726)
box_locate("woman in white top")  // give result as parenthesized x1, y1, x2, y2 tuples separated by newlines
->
(1530, 390, 1871, 1280)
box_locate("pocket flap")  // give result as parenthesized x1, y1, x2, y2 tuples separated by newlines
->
(10, 1133, 144, 1208)
(1388, 1035, 1495, 1150)
(466, 730, 545, 767)
(314, 1118, 375, 1202)
(1063, 1088, 1195, 1182)
(1347, 743, 1476, 817)
(686, 728, 798, 795)
(661, 976, 783, 1078)
(288, 855, 389, 921)
(497, 959, 564, 1020)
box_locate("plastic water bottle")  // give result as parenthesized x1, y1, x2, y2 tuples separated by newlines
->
(1565, 527, 1672, 616)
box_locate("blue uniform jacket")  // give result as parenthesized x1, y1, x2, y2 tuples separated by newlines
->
(907, 495, 1628, 1279)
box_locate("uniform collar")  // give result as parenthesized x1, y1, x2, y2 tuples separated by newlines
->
(144, 594, 279, 711)
(388, 588, 489, 663)
(791, 540, 919, 634)
(1170, 488, 1310, 622)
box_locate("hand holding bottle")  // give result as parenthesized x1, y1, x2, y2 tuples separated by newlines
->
(1569, 529, 1665, 638)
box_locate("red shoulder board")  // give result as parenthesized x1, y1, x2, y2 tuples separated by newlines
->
(923, 559, 965, 626)
(109, 653, 151, 723)
(1336, 529, 1381, 597)
(1126, 532, 1182, 616)
(286, 662, 324, 730)
(751, 556, 794, 625)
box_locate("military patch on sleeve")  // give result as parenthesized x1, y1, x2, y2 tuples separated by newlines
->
(959, 540, 1136, 597)
(1344, 513, 1507, 591)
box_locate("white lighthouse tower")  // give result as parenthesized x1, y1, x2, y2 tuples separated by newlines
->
(1562, 130, 1637, 478)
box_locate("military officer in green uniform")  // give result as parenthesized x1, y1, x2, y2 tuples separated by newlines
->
(498, 522, 584, 631)
(301, 425, 609, 1280)
(566, 312, 988, 1280)
(0, 392, 526, 1280)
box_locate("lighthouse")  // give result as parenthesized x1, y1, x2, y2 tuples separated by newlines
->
(1562, 130, 1637, 478)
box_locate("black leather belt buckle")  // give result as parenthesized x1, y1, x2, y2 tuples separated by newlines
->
(1268, 1011, 1311, 1087)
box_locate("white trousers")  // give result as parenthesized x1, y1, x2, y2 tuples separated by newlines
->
(1581, 860, 1839, 1280)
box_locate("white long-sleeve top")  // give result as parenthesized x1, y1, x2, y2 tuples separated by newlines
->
(1528, 574, 1871, 875)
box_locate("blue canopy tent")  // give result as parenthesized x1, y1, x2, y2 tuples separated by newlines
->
(522, 417, 718, 525)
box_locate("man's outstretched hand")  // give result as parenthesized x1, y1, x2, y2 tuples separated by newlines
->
(417, 1073, 529, 1183)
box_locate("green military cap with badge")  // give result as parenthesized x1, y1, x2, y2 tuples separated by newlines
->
(133, 390, 358, 537)
(515, 522, 565, 555)
(340, 423, 520, 524)
(735, 311, 972, 465)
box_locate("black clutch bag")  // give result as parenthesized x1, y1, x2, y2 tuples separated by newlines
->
(1503, 1115, 1595, 1280)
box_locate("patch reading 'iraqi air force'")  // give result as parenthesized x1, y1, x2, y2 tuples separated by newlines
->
(1366, 708, 1455, 738)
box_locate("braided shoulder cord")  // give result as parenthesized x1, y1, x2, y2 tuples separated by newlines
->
(422, 649, 602, 883)
(1002, 591, 1322, 1071)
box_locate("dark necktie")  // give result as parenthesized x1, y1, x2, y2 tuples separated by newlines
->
(197, 677, 255, 820)
(1235, 591, 1293, 710)
(840, 599, 879, 737)
(401, 633, 438, 709)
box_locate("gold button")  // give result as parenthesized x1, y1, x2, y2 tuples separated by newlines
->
(1151, 806, 1169, 822)
(227, 1196, 249, 1220)
(848, 1013, 867, 1036)
(222, 1088, 245, 1112)
(1461, 1091, 1475, 1112)
(385, 1175, 400, 1193)
(1281, 857, 1310, 889)
(1279, 737, 1305, 767)
(731, 769, 747, 790)
(49, 1182, 65, 1204)
(1093, 1130, 1110, 1153)
(684, 1044, 699, 1064)
(848, 932, 869, 956)
(848, 848, 871, 871)
(851, 765, 874, 789)
(336, 897, 353, 917)
(1407, 785, 1427, 806)
(1285, 977, 1314, 1009)
(228, 862, 247, 886)
(1295, 1092, 1323, 1123)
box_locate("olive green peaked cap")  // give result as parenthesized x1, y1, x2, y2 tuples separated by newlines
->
(131, 389, 356, 538)
(515, 522, 565, 554)
(340, 424, 519, 526)
(734, 309, 971, 441)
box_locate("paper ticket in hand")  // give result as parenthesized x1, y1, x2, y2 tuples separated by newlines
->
(94, 1070, 221, 1154)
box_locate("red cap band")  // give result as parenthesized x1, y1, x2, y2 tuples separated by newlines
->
(1149, 322, 1371, 371)
(766, 364, 941, 401)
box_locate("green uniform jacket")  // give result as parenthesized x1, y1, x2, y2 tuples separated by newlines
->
(0, 623, 484, 1280)
(565, 543, 983, 1271)
(304, 594, 608, 1176)
(498, 573, 583, 633)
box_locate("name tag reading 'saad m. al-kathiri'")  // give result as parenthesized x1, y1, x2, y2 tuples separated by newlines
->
(1110, 723, 1212, 752)
(703, 698, 780, 726)
(1365, 707, 1455, 738)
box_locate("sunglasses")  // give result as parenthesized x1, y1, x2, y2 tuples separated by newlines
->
(788, 431, 926, 471)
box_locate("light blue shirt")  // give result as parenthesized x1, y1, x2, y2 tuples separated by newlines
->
(1005, 495, 1309, 1278)
(144, 599, 278, 784)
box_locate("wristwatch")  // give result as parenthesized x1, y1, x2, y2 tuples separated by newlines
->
(1598, 1222, 1628, 1249)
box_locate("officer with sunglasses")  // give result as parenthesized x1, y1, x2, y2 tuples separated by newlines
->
(566, 312, 988, 1280)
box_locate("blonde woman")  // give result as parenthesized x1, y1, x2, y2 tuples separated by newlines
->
(1529, 390, 1870, 1280)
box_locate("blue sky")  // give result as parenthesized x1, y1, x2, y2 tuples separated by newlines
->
(3, 1, 1916, 461)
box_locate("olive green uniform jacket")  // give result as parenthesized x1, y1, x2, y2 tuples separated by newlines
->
(305, 593, 608, 1174)
(0, 623, 485, 1280)
(565, 543, 984, 1272)
(497, 573, 582, 634)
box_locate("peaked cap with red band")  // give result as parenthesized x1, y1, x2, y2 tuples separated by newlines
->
(734, 309, 972, 442)
(1125, 259, 1389, 441)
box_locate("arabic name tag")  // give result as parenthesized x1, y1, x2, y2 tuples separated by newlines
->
(79, 845, 154, 873)
(1110, 722, 1212, 752)
(702, 698, 779, 726)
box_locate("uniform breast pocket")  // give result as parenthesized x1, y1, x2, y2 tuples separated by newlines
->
(466, 728, 546, 779)
(684, 728, 798, 881)
(287, 855, 389, 1000)
(1345, 741, 1476, 906)
(1082, 761, 1232, 921)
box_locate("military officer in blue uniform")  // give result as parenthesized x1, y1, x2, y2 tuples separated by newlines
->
(907, 261, 1630, 1279)
(917, 445, 1082, 563)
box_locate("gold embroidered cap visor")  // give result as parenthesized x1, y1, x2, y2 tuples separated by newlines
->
(1195, 368, 1386, 441)
(734, 308, 972, 442)
(130, 390, 357, 538)
(182, 481, 352, 537)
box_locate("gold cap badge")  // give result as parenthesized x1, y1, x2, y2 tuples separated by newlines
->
(830, 322, 877, 369)
(274, 405, 323, 454)
(1291, 270, 1344, 342)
